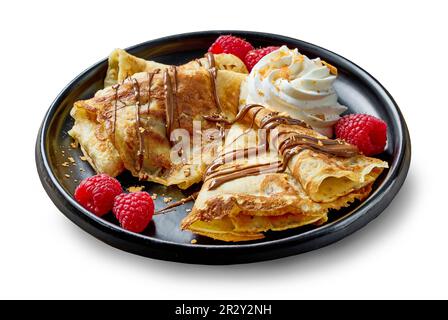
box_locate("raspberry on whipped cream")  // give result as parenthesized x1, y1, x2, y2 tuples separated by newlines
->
(240, 45, 347, 137)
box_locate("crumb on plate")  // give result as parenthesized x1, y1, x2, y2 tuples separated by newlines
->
(127, 186, 145, 192)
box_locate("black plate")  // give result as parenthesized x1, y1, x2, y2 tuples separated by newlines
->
(36, 31, 411, 264)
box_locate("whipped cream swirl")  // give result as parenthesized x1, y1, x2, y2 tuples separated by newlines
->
(241, 45, 346, 137)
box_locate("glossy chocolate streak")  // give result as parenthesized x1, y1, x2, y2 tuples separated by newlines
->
(203, 103, 264, 124)
(105, 99, 129, 115)
(172, 66, 178, 96)
(107, 70, 160, 117)
(204, 53, 223, 114)
(111, 84, 120, 138)
(225, 106, 264, 146)
(205, 52, 216, 69)
(256, 109, 356, 156)
(125, 73, 159, 172)
(131, 78, 144, 172)
(207, 161, 283, 190)
(281, 146, 306, 170)
(205, 145, 266, 177)
(277, 132, 358, 158)
(163, 67, 177, 142)
(145, 71, 157, 114)
(260, 114, 309, 130)
(172, 66, 179, 129)
(155, 192, 199, 214)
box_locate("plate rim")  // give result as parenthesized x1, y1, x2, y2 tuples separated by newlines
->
(36, 30, 411, 264)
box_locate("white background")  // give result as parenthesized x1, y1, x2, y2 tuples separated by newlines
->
(0, 0, 446, 299)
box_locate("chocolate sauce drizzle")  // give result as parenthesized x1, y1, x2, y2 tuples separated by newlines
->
(204, 53, 223, 115)
(108, 70, 159, 122)
(110, 72, 158, 173)
(195, 58, 203, 67)
(203, 104, 359, 190)
(204, 145, 266, 177)
(225, 106, 265, 146)
(164, 66, 179, 143)
(131, 78, 144, 172)
(111, 84, 120, 140)
(205, 160, 283, 191)
(154, 192, 199, 214)
(203, 103, 265, 124)
(259, 112, 309, 130)
(205, 52, 215, 69)
(277, 132, 357, 158)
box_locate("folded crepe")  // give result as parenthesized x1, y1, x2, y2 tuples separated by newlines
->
(104, 48, 248, 87)
(181, 104, 388, 241)
(69, 50, 247, 188)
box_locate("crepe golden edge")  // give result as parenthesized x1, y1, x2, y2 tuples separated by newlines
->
(182, 179, 376, 242)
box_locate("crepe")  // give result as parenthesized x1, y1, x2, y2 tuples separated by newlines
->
(69, 103, 124, 177)
(69, 51, 247, 188)
(104, 48, 248, 87)
(181, 106, 388, 241)
(242, 105, 388, 203)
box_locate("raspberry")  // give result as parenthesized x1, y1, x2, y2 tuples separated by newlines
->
(113, 192, 154, 233)
(74, 174, 122, 216)
(208, 35, 254, 61)
(335, 114, 387, 156)
(244, 46, 280, 71)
